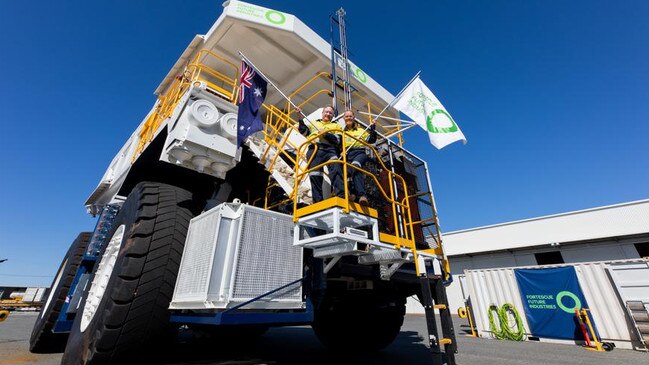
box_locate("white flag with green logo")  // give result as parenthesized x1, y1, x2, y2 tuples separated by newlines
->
(393, 77, 466, 149)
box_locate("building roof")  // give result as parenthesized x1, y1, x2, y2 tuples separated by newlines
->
(443, 199, 649, 256)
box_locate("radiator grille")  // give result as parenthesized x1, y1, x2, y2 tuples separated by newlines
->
(232, 208, 302, 302)
(171, 203, 303, 309)
(174, 210, 219, 301)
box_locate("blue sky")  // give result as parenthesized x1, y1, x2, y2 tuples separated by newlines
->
(1, 0, 648, 287)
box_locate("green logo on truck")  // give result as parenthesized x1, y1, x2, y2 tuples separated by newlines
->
(265, 10, 286, 25)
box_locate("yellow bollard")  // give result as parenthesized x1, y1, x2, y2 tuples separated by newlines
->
(465, 305, 478, 337)
(0, 310, 9, 322)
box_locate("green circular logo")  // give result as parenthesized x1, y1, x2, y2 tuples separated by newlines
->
(354, 67, 368, 83)
(556, 291, 581, 313)
(426, 109, 458, 133)
(265, 10, 286, 25)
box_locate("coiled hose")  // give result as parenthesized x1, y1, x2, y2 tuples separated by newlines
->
(488, 303, 525, 341)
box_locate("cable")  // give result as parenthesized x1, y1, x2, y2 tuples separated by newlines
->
(488, 305, 505, 339)
(500, 303, 526, 341)
(488, 303, 526, 341)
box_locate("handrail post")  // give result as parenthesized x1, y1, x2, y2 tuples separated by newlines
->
(341, 130, 349, 213)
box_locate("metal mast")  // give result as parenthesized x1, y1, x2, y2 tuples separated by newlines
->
(337, 8, 352, 111)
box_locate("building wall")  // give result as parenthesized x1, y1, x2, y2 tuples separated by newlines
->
(407, 235, 648, 313)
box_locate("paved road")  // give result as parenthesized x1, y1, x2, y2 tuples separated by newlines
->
(1, 312, 647, 365)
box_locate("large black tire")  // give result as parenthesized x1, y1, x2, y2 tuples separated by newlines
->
(30, 232, 92, 353)
(312, 291, 406, 352)
(61, 182, 200, 365)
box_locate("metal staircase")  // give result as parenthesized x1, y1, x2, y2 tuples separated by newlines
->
(245, 135, 312, 205)
(626, 301, 649, 351)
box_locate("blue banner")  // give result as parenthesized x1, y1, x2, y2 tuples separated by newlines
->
(515, 267, 591, 340)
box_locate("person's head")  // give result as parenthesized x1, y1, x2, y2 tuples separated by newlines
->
(321, 105, 334, 122)
(343, 110, 356, 129)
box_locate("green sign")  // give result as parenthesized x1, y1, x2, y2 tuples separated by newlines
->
(235, 3, 287, 26)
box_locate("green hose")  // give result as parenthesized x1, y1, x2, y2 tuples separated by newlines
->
(488, 303, 526, 341)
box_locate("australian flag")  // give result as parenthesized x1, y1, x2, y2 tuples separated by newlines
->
(237, 60, 267, 146)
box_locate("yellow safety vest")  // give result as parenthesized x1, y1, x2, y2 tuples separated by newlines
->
(343, 127, 370, 149)
(307, 119, 342, 144)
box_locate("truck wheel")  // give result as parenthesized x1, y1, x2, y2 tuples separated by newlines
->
(30, 232, 92, 353)
(312, 292, 405, 352)
(61, 182, 199, 365)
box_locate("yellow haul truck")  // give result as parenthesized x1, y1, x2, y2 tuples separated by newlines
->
(30, 2, 457, 364)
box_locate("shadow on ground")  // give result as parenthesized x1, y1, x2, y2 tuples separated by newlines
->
(164, 327, 435, 365)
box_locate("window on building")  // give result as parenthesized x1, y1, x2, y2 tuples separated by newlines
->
(635, 242, 649, 258)
(535, 251, 565, 265)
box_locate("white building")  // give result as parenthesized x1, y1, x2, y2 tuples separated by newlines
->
(407, 199, 649, 313)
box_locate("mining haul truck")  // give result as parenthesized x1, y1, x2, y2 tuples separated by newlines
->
(30, 1, 457, 364)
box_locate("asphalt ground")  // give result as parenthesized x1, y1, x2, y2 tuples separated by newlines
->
(1, 312, 647, 365)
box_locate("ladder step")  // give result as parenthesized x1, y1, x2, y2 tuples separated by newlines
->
(628, 301, 646, 311)
(638, 323, 649, 334)
(633, 312, 649, 322)
(434, 304, 447, 310)
(439, 338, 453, 345)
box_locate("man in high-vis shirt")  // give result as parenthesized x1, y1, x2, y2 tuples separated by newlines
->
(297, 106, 344, 202)
(342, 110, 377, 205)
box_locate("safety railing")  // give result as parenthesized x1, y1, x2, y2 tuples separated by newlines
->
(292, 128, 417, 250)
(282, 72, 404, 146)
(352, 92, 405, 146)
(132, 49, 239, 161)
(260, 103, 316, 210)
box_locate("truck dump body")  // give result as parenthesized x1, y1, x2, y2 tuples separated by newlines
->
(85, 0, 401, 214)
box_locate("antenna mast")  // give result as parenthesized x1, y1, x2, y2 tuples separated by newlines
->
(330, 8, 352, 114)
(337, 8, 352, 111)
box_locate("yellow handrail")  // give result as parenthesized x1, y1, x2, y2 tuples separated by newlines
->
(291, 129, 416, 248)
(131, 49, 239, 162)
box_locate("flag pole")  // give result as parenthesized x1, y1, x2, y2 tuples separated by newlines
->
(384, 123, 418, 139)
(372, 70, 421, 122)
(238, 51, 318, 130)
(358, 111, 415, 125)
(341, 71, 420, 155)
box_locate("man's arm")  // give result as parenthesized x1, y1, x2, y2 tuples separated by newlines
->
(366, 122, 377, 144)
(298, 119, 310, 136)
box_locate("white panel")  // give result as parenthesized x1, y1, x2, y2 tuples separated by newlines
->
(406, 296, 424, 314)
(573, 263, 633, 344)
(445, 281, 465, 313)
(445, 258, 473, 312)
(562, 243, 627, 263)
(465, 268, 530, 340)
(449, 257, 472, 275)
(513, 252, 536, 266)
(608, 261, 649, 302)
(464, 259, 644, 349)
(22, 288, 38, 302)
(470, 252, 513, 270)
(444, 200, 649, 256)
(621, 244, 643, 259)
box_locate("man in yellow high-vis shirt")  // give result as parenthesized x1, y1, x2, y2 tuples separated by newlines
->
(297, 106, 344, 202)
(342, 110, 377, 205)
